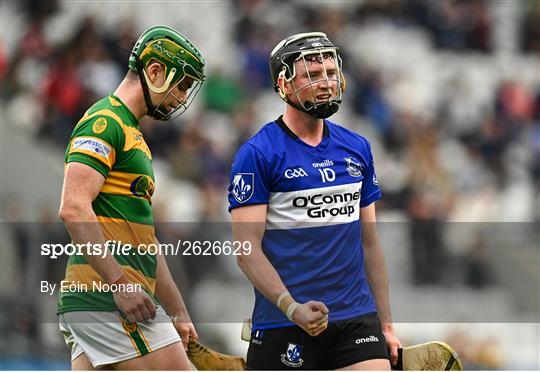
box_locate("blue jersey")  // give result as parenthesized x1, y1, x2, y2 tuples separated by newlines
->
(228, 116, 381, 331)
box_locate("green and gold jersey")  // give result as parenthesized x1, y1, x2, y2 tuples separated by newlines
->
(58, 94, 158, 313)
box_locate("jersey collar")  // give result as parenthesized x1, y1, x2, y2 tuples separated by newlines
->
(275, 115, 330, 142)
(109, 94, 139, 127)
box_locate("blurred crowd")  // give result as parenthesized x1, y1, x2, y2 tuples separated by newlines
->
(1, 0, 539, 369)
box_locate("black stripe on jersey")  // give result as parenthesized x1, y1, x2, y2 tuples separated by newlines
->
(275, 115, 330, 140)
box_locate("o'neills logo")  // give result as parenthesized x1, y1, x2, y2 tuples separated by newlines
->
(356, 335, 379, 344)
(312, 159, 334, 168)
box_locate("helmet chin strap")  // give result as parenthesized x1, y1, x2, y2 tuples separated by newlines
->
(283, 98, 340, 119)
(277, 69, 341, 119)
(302, 99, 341, 119)
(132, 53, 169, 121)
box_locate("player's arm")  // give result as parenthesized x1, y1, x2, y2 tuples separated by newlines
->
(360, 202, 401, 365)
(59, 162, 156, 323)
(232, 204, 328, 337)
(153, 242, 198, 350)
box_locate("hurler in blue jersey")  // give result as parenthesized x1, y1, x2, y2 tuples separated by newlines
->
(229, 32, 401, 370)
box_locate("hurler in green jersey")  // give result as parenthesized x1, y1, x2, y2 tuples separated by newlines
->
(57, 25, 205, 369)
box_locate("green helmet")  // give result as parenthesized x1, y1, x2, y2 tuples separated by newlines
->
(129, 25, 205, 120)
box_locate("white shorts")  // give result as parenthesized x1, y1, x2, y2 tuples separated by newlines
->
(59, 305, 181, 368)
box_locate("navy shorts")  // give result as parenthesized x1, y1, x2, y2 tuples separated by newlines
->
(247, 312, 389, 370)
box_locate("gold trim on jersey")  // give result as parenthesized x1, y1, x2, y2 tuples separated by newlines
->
(75, 109, 152, 160)
(122, 125, 152, 159)
(96, 216, 155, 248)
(101, 171, 155, 202)
(75, 109, 126, 130)
(108, 96, 122, 107)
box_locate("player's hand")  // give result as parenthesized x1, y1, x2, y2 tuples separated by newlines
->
(382, 323, 402, 366)
(291, 301, 329, 337)
(172, 311, 199, 351)
(112, 282, 157, 323)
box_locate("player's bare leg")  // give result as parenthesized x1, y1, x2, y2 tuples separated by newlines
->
(72, 353, 107, 370)
(111, 341, 192, 370)
(336, 358, 391, 371)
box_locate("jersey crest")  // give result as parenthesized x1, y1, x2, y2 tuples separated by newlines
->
(232, 173, 254, 203)
(344, 157, 363, 177)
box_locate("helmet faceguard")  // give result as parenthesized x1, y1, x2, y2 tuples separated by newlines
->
(129, 26, 205, 120)
(270, 32, 346, 119)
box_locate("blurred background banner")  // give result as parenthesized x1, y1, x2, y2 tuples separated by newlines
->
(0, 0, 539, 370)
